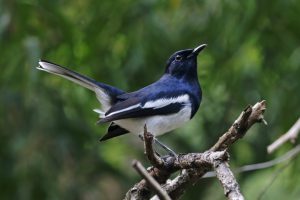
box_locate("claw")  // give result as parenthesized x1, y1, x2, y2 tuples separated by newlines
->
(153, 138, 177, 158)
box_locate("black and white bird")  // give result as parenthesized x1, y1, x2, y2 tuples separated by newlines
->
(37, 44, 206, 151)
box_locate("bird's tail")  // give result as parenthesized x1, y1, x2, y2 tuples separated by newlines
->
(38, 60, 101, 91)
(37, 60, 125, 112)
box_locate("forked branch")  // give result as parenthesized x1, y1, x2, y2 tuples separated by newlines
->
(125, 100, 267, 200)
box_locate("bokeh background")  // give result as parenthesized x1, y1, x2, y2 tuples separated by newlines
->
(1, 0, 300, 199)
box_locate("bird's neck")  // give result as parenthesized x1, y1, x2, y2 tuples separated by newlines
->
(178, 69, 199, 84)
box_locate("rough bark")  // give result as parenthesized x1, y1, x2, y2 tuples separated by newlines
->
(124, 100, 267, 200)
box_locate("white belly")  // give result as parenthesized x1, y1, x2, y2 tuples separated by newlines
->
(114, 106, 192, 136)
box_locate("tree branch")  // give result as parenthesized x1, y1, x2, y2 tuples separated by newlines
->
(204, 144, 300, 178)
(214, 161, 244, 200)
(166, 100, 267, 199)
(125, 100, 267, 200)
(143, 125, 165, 168)
(132, 160, 171, 200)
(267, 118, 300, 153)
(211, 100, 267, 151)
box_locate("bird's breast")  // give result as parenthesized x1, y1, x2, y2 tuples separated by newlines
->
(114, 105, 192, 136)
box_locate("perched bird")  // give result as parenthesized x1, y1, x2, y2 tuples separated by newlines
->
(37, 44, 206, 153)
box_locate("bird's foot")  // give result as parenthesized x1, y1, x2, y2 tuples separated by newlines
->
(139, 134, 162, 157)
(153, 137, 178, 158)
(139, 134, 177, 159)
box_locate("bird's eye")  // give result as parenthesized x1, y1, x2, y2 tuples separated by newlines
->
(175, 55, 183, 61)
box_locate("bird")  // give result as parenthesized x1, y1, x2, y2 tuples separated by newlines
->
(37, 44, 206, 154)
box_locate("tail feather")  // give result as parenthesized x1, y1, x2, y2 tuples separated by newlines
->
(38, 60, 100, 91)
(37, 60, 125, 114)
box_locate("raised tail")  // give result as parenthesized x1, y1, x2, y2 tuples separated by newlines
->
(37, 60, 125, 112)
(38, 60, 104, 91)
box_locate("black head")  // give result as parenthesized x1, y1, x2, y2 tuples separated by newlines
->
(165, 44, 206, 79)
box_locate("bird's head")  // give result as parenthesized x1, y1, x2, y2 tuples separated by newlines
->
(165, 44, 206, 79)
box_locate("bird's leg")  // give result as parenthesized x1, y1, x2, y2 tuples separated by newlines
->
(138, 134, 161, 157)
(153, 137, 177, 158)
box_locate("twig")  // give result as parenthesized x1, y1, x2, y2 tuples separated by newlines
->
(267, 118, 300, 153)
(143, 125, 164, 168)
(237, 144, 300, 172)
(257, 159, 293, 200)
(132, 160, 171, 200)
(203, 144, 300, 178)
(211, 100, 267, 151)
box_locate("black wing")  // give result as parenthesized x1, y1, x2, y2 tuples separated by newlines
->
(98, 96, 186, 123)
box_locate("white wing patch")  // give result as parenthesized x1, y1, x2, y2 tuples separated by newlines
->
(105, 104, 141, 117)
(103, 94, 190, 119)
(143, 94, 190, 109)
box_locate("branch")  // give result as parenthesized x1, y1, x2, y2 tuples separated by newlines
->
(125, 100, 267, 200)
(211, 100, 267, 151)
(204, 144, 300, 178)
(132, 160, 171, 200)
(214, 161, 244, 200)
(267, 118, 300, 153)
(237, 144, 300, 173)
(143, 125, 165, 168)
(165, 100, 267, 199)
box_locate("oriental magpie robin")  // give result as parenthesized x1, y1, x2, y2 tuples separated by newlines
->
(37, 44, 206, 152)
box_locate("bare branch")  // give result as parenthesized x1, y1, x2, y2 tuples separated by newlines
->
(211, 100, 267, 151)
(125, 100, 267, 200)
(214, 161, 244, 200)
(132, 160, 171, 200)
(267, 118, 300, 153)
(166, 100, 267, 198)
(237, 144, 300, 172)
(204, 144, 300, 178)
(143, 125, 165, 168)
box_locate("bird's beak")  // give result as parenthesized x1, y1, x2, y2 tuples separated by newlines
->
(192, 44, 207, 56)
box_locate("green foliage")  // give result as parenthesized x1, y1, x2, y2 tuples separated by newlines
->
(0, 0, 300, 199)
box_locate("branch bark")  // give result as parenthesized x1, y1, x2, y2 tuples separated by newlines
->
(214, 161, 244, 200)
(125, 100, 267, 200)
(132, 160, 171, 200)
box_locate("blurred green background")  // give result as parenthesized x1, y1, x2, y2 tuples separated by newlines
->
(1, 0, 300, 199)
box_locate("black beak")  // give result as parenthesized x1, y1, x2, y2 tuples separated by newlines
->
(192, 44, 207, 56)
